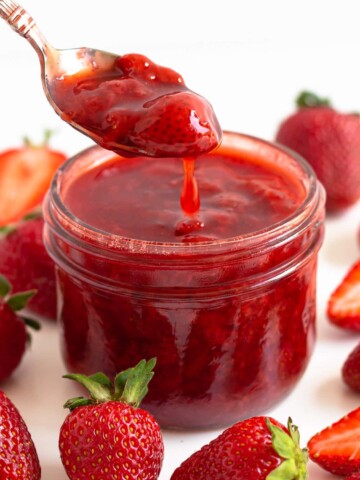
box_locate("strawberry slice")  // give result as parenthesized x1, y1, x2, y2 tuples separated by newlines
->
(327, 259, 360, 331)
(308, 407, 360, 476)
(0, 133, 66, 226)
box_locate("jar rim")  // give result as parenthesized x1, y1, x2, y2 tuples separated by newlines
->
(45, 131, 325, 257)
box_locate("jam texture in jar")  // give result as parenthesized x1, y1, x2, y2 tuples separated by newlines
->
(43, 132, 325, 429)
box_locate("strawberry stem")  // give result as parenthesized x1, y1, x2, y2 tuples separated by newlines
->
(296, 91, 331, 109)
(22, 129, 56, 148)
(63, 358, 157, 411)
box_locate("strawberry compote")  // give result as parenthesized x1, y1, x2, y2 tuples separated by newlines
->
(48, 53, 221, 158)
(44, 132, 325, 428)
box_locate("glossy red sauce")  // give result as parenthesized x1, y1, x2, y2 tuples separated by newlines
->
(63, 152, 304, 243)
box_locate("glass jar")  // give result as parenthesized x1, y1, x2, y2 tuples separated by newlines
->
(43, 132, 325, 429)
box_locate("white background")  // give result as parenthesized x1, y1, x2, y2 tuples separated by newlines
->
(1, 1, 360, 478)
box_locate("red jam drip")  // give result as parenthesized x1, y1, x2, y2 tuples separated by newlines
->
(180, 158, 200, 215)
(48, 53, 222, 158)
(62, 151, 305, 243)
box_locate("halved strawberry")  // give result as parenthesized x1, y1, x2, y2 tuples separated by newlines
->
(0, 132, 66, 226)
(327, 259, 360, 331)
(308, 407, 360, 476)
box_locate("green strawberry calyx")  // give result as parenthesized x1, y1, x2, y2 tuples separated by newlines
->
(0, 274, 40, 336)
(63, 358, 156, 411)
(266, 418, 308, 480)
(0, 207, 42, 237)
(23, 129, 56, 149)
(296, 91, 331, 109)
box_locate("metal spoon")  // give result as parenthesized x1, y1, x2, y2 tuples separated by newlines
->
(0, 0, 222, 157)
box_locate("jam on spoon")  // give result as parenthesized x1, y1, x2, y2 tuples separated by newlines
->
(0, 1, 222, 158)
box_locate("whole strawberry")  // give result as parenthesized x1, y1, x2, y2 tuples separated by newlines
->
(0, 390, 41, 479)
(59, 358, 164, 480)
(0, 213, 57, 320)
(308, 407, 360, 476)
(0, 275, 39, 381)
(346, 473, 360, 480)
(275, 91, 360, 212)
(171, 416, 308, 480)
(327, 258, 360, 331)
(342, 341, 360, 391)
(0, 212, 56, 319)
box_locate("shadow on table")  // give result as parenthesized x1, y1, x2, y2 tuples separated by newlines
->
(308, 461, 339, 479)
(41, 463, 68, 480)
(312, 375, 359, 413)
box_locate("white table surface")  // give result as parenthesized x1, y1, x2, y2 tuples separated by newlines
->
(1, 1, 360, 478)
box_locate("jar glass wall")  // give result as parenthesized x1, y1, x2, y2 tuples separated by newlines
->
(43, 132, 325, 429)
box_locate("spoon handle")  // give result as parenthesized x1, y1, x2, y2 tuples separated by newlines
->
(0, 0, 49, 61)
(0, 0, 36, 37)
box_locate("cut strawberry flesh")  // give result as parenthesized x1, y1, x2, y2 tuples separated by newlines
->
(0, 147, 66, 226)
(312, 425, 360, 454)
(308, 408, 360, 476)
(331, 285, 360, 312)
(327, 260, 360, 329)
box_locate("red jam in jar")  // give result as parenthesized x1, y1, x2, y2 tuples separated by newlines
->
(43, 132, 325, 429)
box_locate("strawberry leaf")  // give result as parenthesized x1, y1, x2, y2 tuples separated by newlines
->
(114, 365, 132, 398)
(266, 459, 297, 480)
(23, 210, 42, 221)
(7, 289, 36, 311)
(0, 274, 11, 298)
(267, 419, 296, 459)
(88, 372, 113, 389)
(23, 317, 41, 331)
(0, 224, 17, 236)
(288, 418, 300, 445)
(63, 373, 112, 407)
(115, 358, 156, 407)
(63, 359, 157, 411)
(266, 418, 308, 480)
(63, 397, 94, 410)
